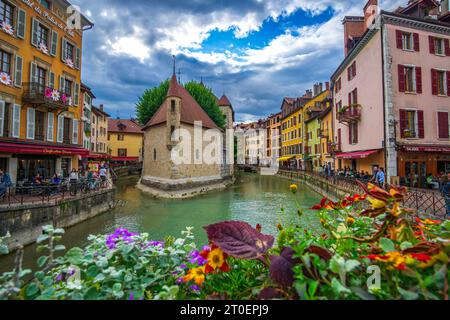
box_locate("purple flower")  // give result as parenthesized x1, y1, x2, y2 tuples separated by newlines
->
(176, 277, 184, 284)
(202, 245, 211, 251)
(179, 264, 188, 269)
(105, 228, 139, 249)
(129, 292, 134, 300)
(190, 285, 201, 292)
(55, 274, 63, 282)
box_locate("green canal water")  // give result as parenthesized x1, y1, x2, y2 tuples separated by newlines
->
(0, 173, 323, 273)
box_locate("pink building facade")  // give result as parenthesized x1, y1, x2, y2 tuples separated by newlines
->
(331, 0, 450, 187)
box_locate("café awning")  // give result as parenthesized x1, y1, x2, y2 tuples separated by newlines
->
(277, 156, 294, 162)
(111, 156, 139, 162)
(0, 141, 89, 156)
(335, 150, 379, 159)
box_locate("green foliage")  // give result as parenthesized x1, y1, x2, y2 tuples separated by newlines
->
(135, 80, 169, 126)
(184, 81, 226, 129)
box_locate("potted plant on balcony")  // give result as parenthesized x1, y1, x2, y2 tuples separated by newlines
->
(38, 42, 49, 55)
(0, 72, 12, 86)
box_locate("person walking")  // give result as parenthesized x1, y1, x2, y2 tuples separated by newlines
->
(69, 169, 79, 196)
(377, 167, 386, 189)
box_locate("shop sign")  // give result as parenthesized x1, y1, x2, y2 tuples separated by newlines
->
(403, 146, 450, 153)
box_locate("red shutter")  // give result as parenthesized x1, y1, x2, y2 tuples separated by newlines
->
(445, 39, 450, 56)
(416, 67, 422, 94)
(354, 124, 358, 144)
(438, 112, 449, 139)
(429, 36, 435, 54)
(352, 61, 356, 77)
(431, 69, 438, 95)
(413, 33, 420, 52)
(348, 125, 353, 144)
(347, 67, 351, 81)
(418, 110, 424, 139)
(447, 71, 450, 97)
(399, 109, 407, 138)
(348, 92, 351, 106)
(337, 128, 342, 149)
(396, 30, 403, 49)
(398, 64, 405, 92)
(354, 88, 358, 104)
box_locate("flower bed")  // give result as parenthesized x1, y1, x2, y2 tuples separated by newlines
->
(0, 182, 448, 300)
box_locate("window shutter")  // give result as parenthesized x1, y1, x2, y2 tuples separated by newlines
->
(48, 71, 55, 88)
(352, 61, 356, 77)
(14, 55, 23, 87)
(61, 38, 67, 62)
(337, 128, 342, 149)
(348, 92, 351, 106)
(431, 69, 438, 95)
(0, 101, 4, 137)
(17, 9, 26, 39)
(47, 113, 54, 142)
(447, 71, 450, 96)
(12, 104, 20, 138)
(418, 110, 424, 139)
(26, 108, 35, 140)
(74, 83, 80, 106)
(354, 124, 358, 144)
(396, 30, 403, 49)
(416, 67, 422, 94)
(72, 119, 78, 144)
(51, 31, 58, 57)
(399, 109, 407, 138)
(354, 88, 358, 104)
(445, 39, 450, 56)
(75, 47, 81, 69)
(348, 125, 352, 144)
(29, 62, 37, 83)
(437, 112, 449, 139)
(429, 36, 435, 54)
(347, 67, 350, 81)
(57, 115, 64, 143)
(31, 18, 39, 47)
(59, 75, 65, 92)
(413, 33, 420, 52)
(398, 64, 405, 92)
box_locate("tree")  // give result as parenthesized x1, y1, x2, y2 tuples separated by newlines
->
(136, 80, 169, 126)
(184, 81, 226, 129)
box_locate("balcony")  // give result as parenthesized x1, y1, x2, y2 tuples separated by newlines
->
(22, 83, 70, 111)
(337, 104, 361, 124)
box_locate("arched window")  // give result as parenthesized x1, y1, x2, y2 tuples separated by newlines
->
(153, 148, 157, 160)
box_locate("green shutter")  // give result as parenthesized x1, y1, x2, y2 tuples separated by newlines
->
(14, 55, 23, 87)
(51, 31, 58, 56)
(0, 100, 4, 137)
(74, 83, 80, 106)
(17, 9, 26, 39)
(61, 38, 67, 62)
(59, 75, 65, 92)
(48, 71, 55, 88)
(75, 47, 81, 69)
(29, 62, 37, 83)
(31, 18, 39, 47)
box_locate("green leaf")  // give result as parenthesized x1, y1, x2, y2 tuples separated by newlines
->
(35, 271, 45, 281)
(36, 234, 50, 244)
(400, 242, 413, 251)
(53, 228, 65, 235)
(331, 278, 351, 296)
(345, 260, 360, 273)
(86, 265, 99, 278)
(41, 225, 54, 233)
(25, 283, 39, 298)
(37, 256, 49, 268)
(398, 287, 419, 300)
(112, 283, 122, 293)
(442, 220, 450, 231)
(94, 273, 105, 283)
(84, 287, 99, 300)
(380, 238, 395, 253)
(65, 247, 84, 265)
(54, 245, 66, 252)
(42, 276, 53, 287)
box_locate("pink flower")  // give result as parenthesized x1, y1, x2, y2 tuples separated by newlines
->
(61, 94, 67, 104)
(45, 87, 53, 98)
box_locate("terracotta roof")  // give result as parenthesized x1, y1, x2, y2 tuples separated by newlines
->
(108, 119, 143, 134)
(218, 94, 232, 106)
(144, 74, 219, 130)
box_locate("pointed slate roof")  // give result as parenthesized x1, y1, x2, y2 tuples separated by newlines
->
(218, 94, 232, 107)
(144, 74, 219, 130)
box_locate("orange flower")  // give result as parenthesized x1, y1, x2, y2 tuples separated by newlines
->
(200, 244, 230, 274)
(182, 266, 206, 285)
(346, 217, 355, 225)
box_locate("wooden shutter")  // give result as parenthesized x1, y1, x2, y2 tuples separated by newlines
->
(413, 33, 420, 52)
(438, 112, 449, 139)
(418, 110, 424, 139)
(57, 115, 64, 143)
(0, 101, 4, 137)
(348, 125, 353, 144)
(347, 67, 351, 81)
(29, 62, 37, 83)
(352, 61, 356, 77)
(17, 8, 26, 39)
(447, 71, 450, 97)
(431, 69, 438, 95)
(445, 39, 450, 56)
(337, 128, 342, 149)
(47, 113, 54, 142)
(396, 30, 403, 49)
(74, 83, 80, 106)
(354, 123, 358, 143)
(429, 36, 435, 54)
(75, 47, 81, 69)
(348, 92, 351, 106)
(31, 18, 39, 47)
(72, 119, 79, 144)
(399, 109, 407, 138)
(48, 71, 55, 88)
(398, 65, 405, 92)
(26, 108, 35, 140)
(416, 67, 422, 94)
(12, 104, 20, 138)
(14, 55, 23, 87)
(51, 31, 58, 56)
(61, 38, 67, 62)
(59, 75, 65, 92)
(354, 88, 358, 104)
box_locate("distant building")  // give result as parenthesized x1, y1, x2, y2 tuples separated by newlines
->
(91, 105, 110, 157)
(108, 118, 143, 164)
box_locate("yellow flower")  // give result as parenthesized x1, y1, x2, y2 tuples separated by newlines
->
(368, 197, 386, 209)
(346, 217, 355, 225)
(207, 248, 226, 270)
(290, 184, 298, 194)
(182, 266, 206, 286)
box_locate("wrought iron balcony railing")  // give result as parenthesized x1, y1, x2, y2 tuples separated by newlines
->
(22, 83, 71, 111)
(337, 104, 362, 124)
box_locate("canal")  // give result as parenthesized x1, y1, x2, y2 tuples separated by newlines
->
(0, 173, 323, 272)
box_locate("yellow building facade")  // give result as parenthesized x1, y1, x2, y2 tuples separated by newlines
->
(0, 0, 92, 182)
(318, 106, 334, 168)
(108, 119, 143, 163)
(280, 98, 306, 168)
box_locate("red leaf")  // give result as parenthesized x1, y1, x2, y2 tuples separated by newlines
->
(204, 221, 274, 260)
(269, 247, 300, 288)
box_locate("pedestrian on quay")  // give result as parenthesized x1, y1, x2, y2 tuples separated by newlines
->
(69, 169, 79, 195)
(377, 167, 386, 189)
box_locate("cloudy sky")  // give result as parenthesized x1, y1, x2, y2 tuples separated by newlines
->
(74, 0, 404, 123)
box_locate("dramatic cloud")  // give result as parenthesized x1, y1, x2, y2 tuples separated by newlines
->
(74, 0, 406, 122)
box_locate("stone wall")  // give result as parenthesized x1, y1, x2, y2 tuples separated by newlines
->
(0, 189, 115, 251)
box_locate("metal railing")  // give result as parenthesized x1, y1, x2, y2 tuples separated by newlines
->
(22, 82, 70, 110)
(0, 178, 113, 208)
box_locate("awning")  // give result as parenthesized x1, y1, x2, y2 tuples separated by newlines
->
(336, 150, 379, 159)
(111, 156, 139, 162)
(277, 156, 294, 162)
(0, 141, 89, 156)
(87, 152, 110, 159)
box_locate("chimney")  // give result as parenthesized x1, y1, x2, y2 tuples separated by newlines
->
(319, 82, 323, 93)
(99, 104, 104, 111)
(304, 90, 313, 99)
(364, 0, 378, 29)
(342, 16, 365, 56)
(325, 81, 330, 91)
